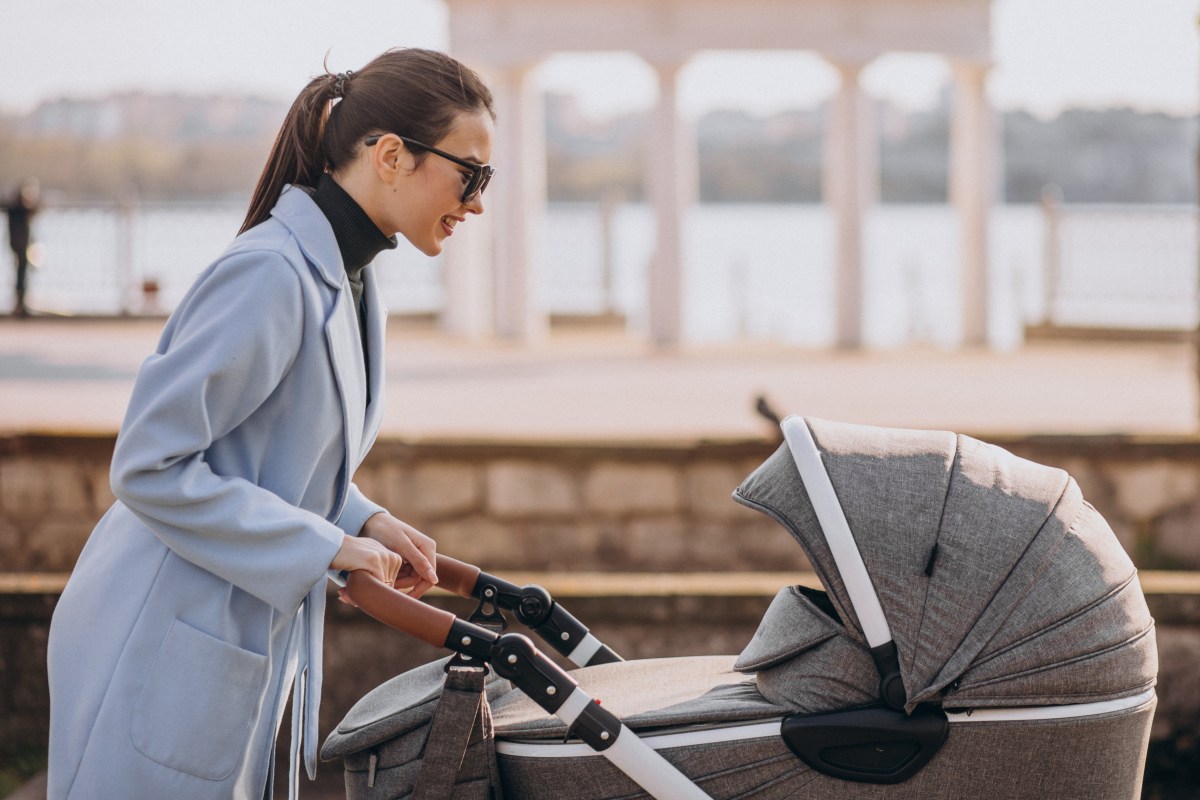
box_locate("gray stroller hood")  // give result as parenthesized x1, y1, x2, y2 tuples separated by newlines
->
(733, 416, 1158, 713)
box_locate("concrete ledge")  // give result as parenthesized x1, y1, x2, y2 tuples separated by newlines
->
(3, 568, 1196, 603)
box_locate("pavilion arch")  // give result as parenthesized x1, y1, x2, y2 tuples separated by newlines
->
(442, 0, 997, 348)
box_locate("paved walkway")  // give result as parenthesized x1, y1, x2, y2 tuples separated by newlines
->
(1, 316, 1196, 440)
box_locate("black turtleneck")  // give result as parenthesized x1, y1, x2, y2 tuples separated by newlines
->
(310, 173, 397, 403)
(311, 173, 397, 310)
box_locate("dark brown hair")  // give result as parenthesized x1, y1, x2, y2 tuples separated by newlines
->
(240, 48, 495, 234)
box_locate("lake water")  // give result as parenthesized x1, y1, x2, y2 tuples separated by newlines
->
(8, 202, 1196, 348)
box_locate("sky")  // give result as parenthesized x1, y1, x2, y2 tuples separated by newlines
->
(0, 0, 1197, 120)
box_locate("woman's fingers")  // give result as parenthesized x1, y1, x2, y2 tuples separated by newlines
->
(361, 514, 439, 586)
(331, 534, 403, 585)
(390, 529, 438, 586)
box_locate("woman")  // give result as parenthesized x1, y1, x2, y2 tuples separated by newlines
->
(46, 48, 495, 799)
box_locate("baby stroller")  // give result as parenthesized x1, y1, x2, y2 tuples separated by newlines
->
(322, 416, 1158, 799)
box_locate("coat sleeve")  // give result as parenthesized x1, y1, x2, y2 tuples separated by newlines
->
(337, 483, 386, 537)
(110, 250, 345, 614)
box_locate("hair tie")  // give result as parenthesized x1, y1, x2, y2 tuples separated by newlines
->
(333, 70, 353, 98)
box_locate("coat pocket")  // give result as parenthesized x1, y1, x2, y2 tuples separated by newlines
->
(131, 618, 268, 780)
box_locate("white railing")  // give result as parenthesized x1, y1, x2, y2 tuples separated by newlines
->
(1041, 190, 1198, 332)
(6, 198, 1197, 345)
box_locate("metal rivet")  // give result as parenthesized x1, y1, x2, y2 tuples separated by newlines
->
(561, 632, 569, 640)
(485, 588, 494, 597)
(600, 732, 610, 741)
(546, 686, 557, 696)
(461, 636, 471, 646)
(507, 654, 518, 664)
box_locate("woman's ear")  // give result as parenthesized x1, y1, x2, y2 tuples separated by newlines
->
(369, 134, 414, 183)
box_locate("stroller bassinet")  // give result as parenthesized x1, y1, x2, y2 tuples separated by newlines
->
(323, 416, 1157, 799)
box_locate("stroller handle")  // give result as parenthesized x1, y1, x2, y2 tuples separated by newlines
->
(343, 571, 710, 800)
(433, 554, 483, 599)
(435, 554, 623, 667)
(344, 571, 459, 649)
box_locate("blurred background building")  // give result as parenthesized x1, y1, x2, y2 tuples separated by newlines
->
(0, 0, 1196, 351)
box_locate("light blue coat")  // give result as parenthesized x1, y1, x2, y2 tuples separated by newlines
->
(47, 186, 388, 800)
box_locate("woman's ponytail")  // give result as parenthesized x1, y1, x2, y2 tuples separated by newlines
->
(239, 74, 339, 234)
(239, 49, 495, 235)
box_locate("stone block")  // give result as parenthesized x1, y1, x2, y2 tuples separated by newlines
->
(348, 462, 388, 510)
(461, 520, 610, 572)
(431, 516, 612, 573)
(584, 463, 680, 515)
(87, 465, 116, 515)
(486, 461, 578, 518)
(0, 520, 23, 568)
(1056, 456, 1106, 501)
(609, 518, 688, 570)
(2, 459, 94, 517)
(1151, 626, 1200, 743)
(519, 522, 609, 571)
(1106, 518, 1143, 565)
(424, 515, 520, 568)
(684, 462, 747, 518)
(26, 517, 92, 571)
(635, 518, 809, 573)
(412, 461, 482, 517)
(0, 458, 50, 518)
(377, 462, 417, 515)
(1154, 507, 1200, 570)
(1110, 460, 1200, 522)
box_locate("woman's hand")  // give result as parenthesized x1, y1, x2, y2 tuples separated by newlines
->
(330, 534, 403, 587)
(360, 513, 439, 599)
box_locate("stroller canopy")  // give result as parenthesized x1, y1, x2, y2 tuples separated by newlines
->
(733, 417, 1157, 713)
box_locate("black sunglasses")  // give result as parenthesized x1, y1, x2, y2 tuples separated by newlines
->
(363, 134, 494, 204)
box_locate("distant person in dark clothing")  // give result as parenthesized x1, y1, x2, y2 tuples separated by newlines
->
(4, 178, 40, 317)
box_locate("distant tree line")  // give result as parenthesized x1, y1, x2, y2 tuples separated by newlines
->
(0, 129, 271, 202)
(1, 91, 1195, 205)
(547, 94, 1197, 205)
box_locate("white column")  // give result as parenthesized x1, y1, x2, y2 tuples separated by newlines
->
(440, 188, 493, 337)
(822, 60, 878, 349)
(490, 62, 550, 341)
(644, 57, 697, 347)
(949, 60, 995, 347)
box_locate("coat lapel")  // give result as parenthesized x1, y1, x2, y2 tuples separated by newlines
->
(324, 291, 366, 471)
(361, 264, 387, 456)
(271, 185, 367, 481)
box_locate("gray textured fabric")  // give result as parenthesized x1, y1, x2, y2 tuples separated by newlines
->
(413, 666, 502, 800)
(497, 695, 1155, 799)
(734, 587, 840, 672)
(326, 659, 507, 800)
(491, 656, 779, 739)
(733, 586, 878, 712)
(732, 417, 1157, 711)
(322, 657, 511, 760)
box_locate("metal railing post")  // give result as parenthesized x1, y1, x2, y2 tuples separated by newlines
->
(1040, 184, 1063, 327)
(116, 189, 138, 316)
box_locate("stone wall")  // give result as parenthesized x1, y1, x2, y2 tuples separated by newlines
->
(3, 431, 1199, 792)
(3, 432, 1200, 572)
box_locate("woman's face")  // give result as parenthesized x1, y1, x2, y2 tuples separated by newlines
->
(387, 109, 495, 257)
